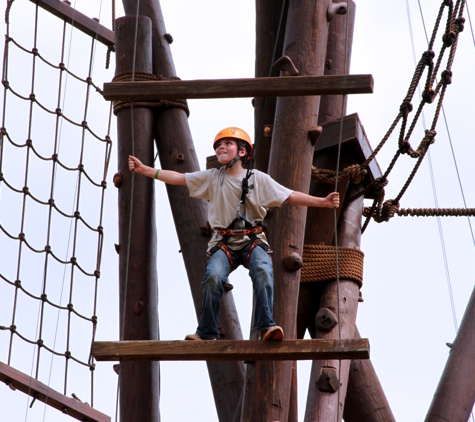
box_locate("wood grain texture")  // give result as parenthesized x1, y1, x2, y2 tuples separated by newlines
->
(92, 339, 369, 361)
(102, 74, 374, 101)
(0, 361, 110, 422)
(31, 0, 114, 47)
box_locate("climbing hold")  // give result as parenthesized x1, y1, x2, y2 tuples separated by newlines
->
(113, 172, 122, 188)
(327, 2, 347, 22)
(273, 56, 299, 76)
(309, 126, 323, 146)
(315, 307, 338, 332)
(283, 252, 303, 271)
(176, 154, 185, 164)
(316, 367, 340, 392)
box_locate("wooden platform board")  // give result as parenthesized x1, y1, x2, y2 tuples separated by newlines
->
(0, 361, 110, 422)
(102, 74, 374, 101)
(92, 338, 369, 362)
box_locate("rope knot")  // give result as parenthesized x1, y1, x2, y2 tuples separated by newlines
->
(342, 163, 367, 184)
(399, 139, 411, 154)
(382, 199, 399, 221)
(441, 69, 452, 85)
(422, 50, 435, 65)
(442, 31, 456, 47)
(399, 101, 413, 116)
(422, 88, 436, 104)
(455, 17, 465, 32)
(443, 0, 452, 6)
(372, 177, 388, 195)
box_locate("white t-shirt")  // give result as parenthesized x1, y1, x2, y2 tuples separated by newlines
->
(185, 168, 293, 250)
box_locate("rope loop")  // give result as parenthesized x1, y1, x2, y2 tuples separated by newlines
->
(111, 70, 190, 116)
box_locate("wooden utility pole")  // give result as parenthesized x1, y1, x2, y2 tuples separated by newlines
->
(253, 0, 286, 173)
(115, 16, 160, 422)
(119, 2, 245, 421)
(241, 1, 335, 421)
(303, 191, 362, 421)
(425, 286, 475, 422)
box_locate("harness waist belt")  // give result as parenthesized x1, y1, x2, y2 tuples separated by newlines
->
(216, 226, 264, 237)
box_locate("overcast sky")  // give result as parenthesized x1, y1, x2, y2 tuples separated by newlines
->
(1, 1, 475, 421)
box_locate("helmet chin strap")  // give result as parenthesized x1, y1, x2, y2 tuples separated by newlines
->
(225, 153, 240, 169)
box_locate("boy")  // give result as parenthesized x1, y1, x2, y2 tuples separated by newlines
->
(128, 127, 339, 341)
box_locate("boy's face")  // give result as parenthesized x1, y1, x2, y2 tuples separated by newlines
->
(214, 138, 246, 165)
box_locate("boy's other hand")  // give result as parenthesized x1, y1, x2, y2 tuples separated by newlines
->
(128, 155, 143, 173)
(326, 192, 340, 208)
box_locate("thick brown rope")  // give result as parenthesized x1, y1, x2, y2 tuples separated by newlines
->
(111, 70, 190, 116)
(394, 207, 474, 217)
(301, 245, 364, 287)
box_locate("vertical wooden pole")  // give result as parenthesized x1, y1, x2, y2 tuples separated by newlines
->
(318, 0, 355, 126)
(425, 288, 475, 422)
(253, 0, 286, 173)
(241, 2, 333, 421)
(115, 16, 160, 422)
(304, 192, 362, 422)
(120, 2, 246, 421)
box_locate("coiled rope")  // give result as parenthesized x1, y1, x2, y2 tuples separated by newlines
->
(111, 70, 189, 116)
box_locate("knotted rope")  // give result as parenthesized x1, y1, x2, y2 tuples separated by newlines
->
(112, 70, 190, 116)
(301, 245, 364, 287)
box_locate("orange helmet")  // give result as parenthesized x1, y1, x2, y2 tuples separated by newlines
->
(213, 127, 253, 159)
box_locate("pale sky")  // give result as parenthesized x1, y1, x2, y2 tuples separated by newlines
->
(1, 1, 475, 421)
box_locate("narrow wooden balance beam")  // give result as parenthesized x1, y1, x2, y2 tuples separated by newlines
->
(102, 74, 373, 101)
(0, 361, 110, 422)
(92, 338, 369, 362)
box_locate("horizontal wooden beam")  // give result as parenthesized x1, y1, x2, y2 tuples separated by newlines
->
(31, 0, 115, 47)
(0, 361, 110, 422)
(102, 74, 374, 101)
(92, 338, 370, 361)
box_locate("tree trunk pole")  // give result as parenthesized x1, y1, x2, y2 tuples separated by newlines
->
(115, 16, 160, 422)
(241, 2, 333, 421)
(120, 2, 245, 421)
(425, 287, 475, 422)
(253, 0, 286, 173)
(318, 0, 355, 126)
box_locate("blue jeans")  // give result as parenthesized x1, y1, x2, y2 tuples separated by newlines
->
(196, 242, 276, 339)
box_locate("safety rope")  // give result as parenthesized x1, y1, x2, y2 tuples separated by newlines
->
(111, 70, 190, 116)
(301, 245, 364, 287)
(0, 0, 112, 410)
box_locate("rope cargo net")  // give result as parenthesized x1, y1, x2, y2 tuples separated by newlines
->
(310, 0, 474, 230)
(1, 0, 113, 409)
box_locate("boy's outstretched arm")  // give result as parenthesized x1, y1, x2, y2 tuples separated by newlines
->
(286, 191, 340, 209)
(128, 155, 187, 186)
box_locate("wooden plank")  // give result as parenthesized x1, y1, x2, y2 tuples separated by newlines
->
(102, 74, 374, 101)
(31, 0, 115, 47)
(92, 339, 369, 362)
(0, 361, 110, 422)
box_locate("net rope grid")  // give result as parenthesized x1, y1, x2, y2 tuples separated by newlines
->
(310, 0, 474, 231)
(1, 0, 113, 407)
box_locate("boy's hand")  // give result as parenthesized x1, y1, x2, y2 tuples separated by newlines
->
(326, 192, 340, 209)
(128, 155, 143, 173)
